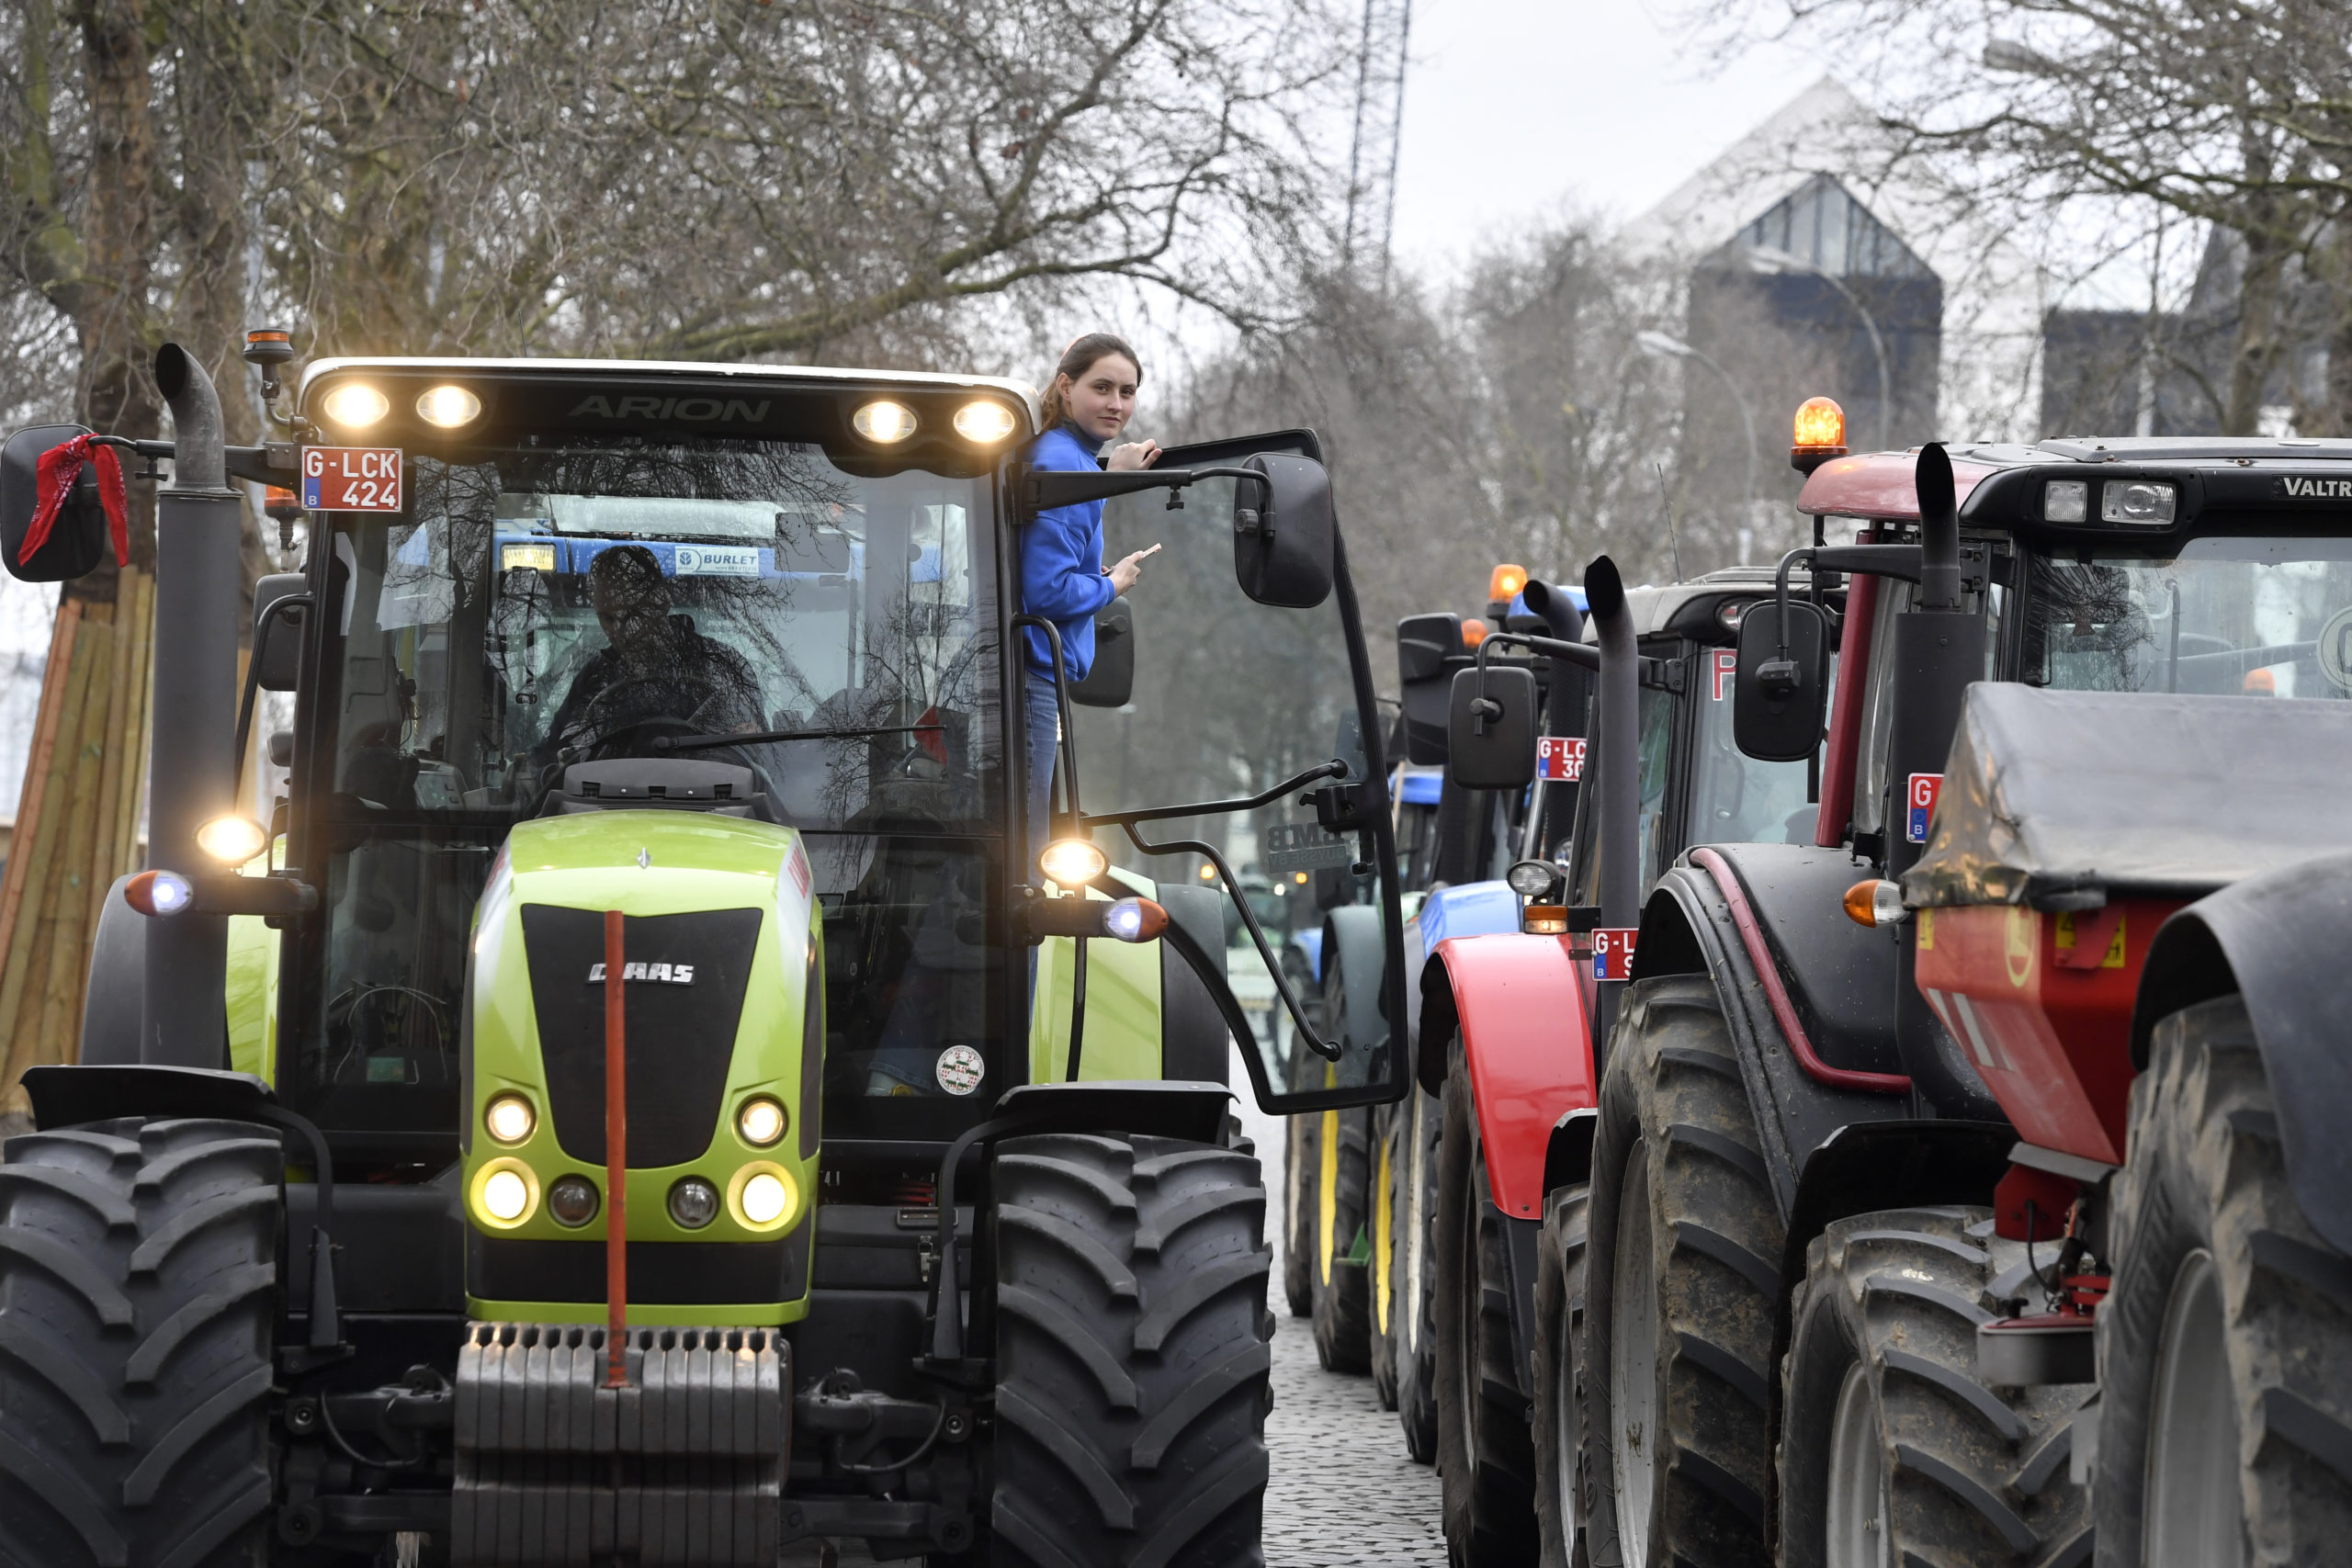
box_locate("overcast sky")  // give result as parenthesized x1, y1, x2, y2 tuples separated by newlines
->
(1385, 0, 1824, 276)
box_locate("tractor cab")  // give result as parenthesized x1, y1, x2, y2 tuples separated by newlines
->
(0, 346, 1408, 1567)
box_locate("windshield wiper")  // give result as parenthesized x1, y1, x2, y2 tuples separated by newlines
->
(650, 724, 944, 753)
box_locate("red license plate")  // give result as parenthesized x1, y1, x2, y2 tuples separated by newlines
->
(300, 446, 403, 512)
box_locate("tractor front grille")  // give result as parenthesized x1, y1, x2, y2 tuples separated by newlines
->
(522, 905, 763, 1168)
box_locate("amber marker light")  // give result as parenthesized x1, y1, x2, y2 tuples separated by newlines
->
(416, 384, 482, 427)
(852, 400, 918, 443)
(1842, 878, 1908, 928)
(1522, 904, 1570, 935)
(953, 400, 1019, 445)
(319, 382, 390, 429)
(1792, 396, 1848, 473)
(1461, 618, 1489, 649)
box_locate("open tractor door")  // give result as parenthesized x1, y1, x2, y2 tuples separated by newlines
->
(0, 344, 1408, 1567)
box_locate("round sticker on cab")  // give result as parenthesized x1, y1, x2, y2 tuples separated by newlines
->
(936, 1045, 986, 1097)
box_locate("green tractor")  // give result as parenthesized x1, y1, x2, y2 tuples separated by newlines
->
(0, 342, 1409, 1565)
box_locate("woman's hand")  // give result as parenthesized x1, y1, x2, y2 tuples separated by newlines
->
(1108, 544, 1161, 594)
(1105, 439, 1161, 471)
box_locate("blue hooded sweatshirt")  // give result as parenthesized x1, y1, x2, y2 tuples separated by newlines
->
(1019, 423, 1117, 681)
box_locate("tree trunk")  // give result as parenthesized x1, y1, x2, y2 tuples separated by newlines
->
(0, 0, 163, 1117)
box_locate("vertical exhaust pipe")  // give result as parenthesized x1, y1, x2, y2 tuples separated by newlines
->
(1585, 557, 1638, 1063)
(143, 344, 243, 1067)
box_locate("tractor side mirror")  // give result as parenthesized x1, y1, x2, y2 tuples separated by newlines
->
(253, 572, 309, 692)
(1445, 665, 1537, 788)
(1, 424, 112, 581)
(1733, 599, 1830, 761)
(1232, 454, 1334, 609)
(1396, 612, 1462, 765)
(1070, 594, 1134, 708)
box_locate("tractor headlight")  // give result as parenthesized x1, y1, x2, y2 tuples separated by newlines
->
(548, 1175, 599, 1227)
(730, 1165, 798, 1232)
(319, 382, 390, 429)
(737, 1096, 787, 1148)
(852, 400, 917, 444)
(415, 384, 482, 428)
(470, 1159, 540, 1229)
(484, 1092, 537, 1145)
(1506, 858, 1561, 898)
(1038, 838, 1107, 887)
(953, 400, 1019, 445)
(2101, 479, 2176, 525)
(196, 815, 269, 864)
(668, 1177, 720, 1230)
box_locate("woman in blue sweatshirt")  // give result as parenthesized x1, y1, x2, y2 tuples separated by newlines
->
(1022, 333, 1161, 876)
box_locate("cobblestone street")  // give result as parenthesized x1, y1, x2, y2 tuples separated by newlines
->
(1261, 1314, 1445, 1566)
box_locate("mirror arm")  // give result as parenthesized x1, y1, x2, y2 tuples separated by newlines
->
(1114, 818, 1343, 1062)
(1079, 759, 1348, 830)
(1480, 626, 1675, 690)
(1019, 464, 1266, 514)
(232, 593, 311, 768)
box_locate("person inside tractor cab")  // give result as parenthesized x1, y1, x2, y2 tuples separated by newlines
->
(533, 543, 765, 772)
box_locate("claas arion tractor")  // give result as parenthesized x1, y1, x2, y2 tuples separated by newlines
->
(0, 341, 1414, 1566)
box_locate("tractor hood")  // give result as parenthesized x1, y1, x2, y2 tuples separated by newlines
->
(461, 807, 822, 1324)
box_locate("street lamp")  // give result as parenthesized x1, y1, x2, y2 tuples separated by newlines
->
(1745, 243, 1895, 451)
(1638, 329, 1759, 539)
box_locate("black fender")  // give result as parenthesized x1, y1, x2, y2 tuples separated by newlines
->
(2132, 851, 2352, 1256)
(1633, 843, 1927, 1219)
(1152, 880, 1230, 1084)
(79, 873, 148, 1066)
(1321, 904, 1389, 1055)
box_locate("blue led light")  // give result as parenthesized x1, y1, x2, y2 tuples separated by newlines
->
(1104, 897, 1147, 942)
(146, 871, 193, 916)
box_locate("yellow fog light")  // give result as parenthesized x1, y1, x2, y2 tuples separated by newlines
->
(729, 1163, 798, 1233)
(319, 382, 390, 429)
(484, 1091, 536, 1145)
(196, 815, 269, 864)
(416, 384, 482, 427)
(501, 542, 556, 573)
(1038, 837, 1107, 887)
(737, 1096, 786, 1148)
(470, 1159, 540, 1229)
(852, 400, 917, 444)
(952, 400, 1018, 445)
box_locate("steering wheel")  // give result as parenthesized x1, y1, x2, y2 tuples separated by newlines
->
(560, 676, 727, 755)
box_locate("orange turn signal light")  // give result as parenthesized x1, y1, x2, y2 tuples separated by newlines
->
(1842, 878, 1907, 928)
(1522, 904, 1569, 935)
(1488, 563, 1529, 604)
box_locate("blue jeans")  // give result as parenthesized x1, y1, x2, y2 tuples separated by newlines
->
(1023, 669, 1061, 882)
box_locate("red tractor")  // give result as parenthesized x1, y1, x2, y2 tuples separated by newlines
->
(1567, 414, 2352, 1568)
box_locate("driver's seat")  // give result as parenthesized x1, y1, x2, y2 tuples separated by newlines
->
(543, 759, 779, 822)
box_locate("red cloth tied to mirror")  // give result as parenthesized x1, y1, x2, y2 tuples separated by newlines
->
(26, 434, 130, 569)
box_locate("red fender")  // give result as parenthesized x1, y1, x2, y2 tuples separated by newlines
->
(1426, 931, 1598, 1219)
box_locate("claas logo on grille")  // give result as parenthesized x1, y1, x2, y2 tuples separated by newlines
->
(587, 961, 696, 985)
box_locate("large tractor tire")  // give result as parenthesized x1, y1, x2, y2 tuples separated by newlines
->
(1369, 1101, 1401, 1410)
(1434, 1039, 1539, 1564)
(1530, 1184, 1589, 1568)
(1580, 976, 1780, 1568)
(1389, 1086, 1442, 1463)
(989, 1130, 1275, 1568)
(1308, 1102, 1374, 1376)
(1283, 1109, 1316, 1319)
(2093, 994, 2352, 1568)
(1779, 1207, 2091, 1568)
(0, 1116, 281, 1568)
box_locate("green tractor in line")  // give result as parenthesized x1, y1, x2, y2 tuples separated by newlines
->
(0, 340, 1412, 1565)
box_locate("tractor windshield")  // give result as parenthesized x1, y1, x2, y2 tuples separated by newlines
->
(291, 434, 1008, 1148)
(2024, 536, 2352, 702)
